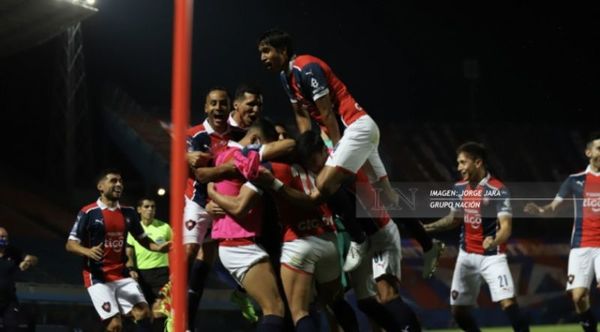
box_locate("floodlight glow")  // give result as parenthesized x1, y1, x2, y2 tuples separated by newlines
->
(85, 0, 96, 5)
(157, 188, 166, 196)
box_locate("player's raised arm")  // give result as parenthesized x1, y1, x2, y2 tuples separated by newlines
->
(423, 211, 462, 233)
(259, 138, 296, 161)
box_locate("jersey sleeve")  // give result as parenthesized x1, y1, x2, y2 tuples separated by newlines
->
(556, 176, 573, 200)
(126, 232, 135, 246)
(187, 132, 211, 153)
(496, 186, 513, 218)
(68, 210, 90, 242)
(300, 63, 330, 101)
(450, 184, 464, 216)
(125, 209, 147, 241)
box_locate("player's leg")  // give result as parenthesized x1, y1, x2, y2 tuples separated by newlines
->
(567, 248, 597, 332)
(88, 282, 123, 331)
(481, 254, 529, 332)
(450, 251, 481, 331)
(219, 243, 285, 331)
(183, 199, 213, 330)
(116, 278, 151, 331)
(371, 222, 421, 331)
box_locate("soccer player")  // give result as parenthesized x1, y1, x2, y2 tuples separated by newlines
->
(184, 87, 247, 330)
(0, 226, 38, 332)
(424, 142, 529, 332)
(66, 169, 170, 332)
(257, 29, 444, 275)
(228, 83, 263, 133)
(524, 133, 600, 332)
(207, 118, 286, 331)
(289, 131, 422, 331)
(125, 197, 171, 332)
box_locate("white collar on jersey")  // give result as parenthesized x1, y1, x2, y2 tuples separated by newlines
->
(287, 55, 297, 73)
(202, 118, 230, 137)
(96, 198, 120, 211)
(227, 140, 244, 149)
(586, 165, 600, 176)
(474, 173, 491, 187)
(227, 112, 242, 130)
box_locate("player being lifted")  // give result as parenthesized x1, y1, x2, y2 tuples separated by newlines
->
(258, 29, 444, 276)
(525, 133, 600, 332)
(424, 142, 529, 332)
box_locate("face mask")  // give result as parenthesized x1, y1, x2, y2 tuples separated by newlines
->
(0, 238, 8, 248)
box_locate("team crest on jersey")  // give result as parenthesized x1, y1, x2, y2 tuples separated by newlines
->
(185, 220, 196, 231)
(568, 274, 575, 284)
(102, 302, 111, 312)
(451, 290, 459, 300)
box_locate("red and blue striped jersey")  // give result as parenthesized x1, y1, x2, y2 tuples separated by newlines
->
(451, 174, 512, 255)
(280, 54, 367, 128)
(185, 119, 231, 207)
(68, 199, 146, 287)
(556, 166, 600, 248)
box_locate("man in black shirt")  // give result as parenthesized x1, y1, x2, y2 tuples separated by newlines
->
(0, 227, 37, 331)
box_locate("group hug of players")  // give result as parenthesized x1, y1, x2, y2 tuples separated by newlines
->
(65, 29, 600, 332)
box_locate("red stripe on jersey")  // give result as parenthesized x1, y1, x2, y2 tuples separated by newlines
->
(463, 184, 485, 254)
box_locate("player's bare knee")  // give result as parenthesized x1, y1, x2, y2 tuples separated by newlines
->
(185, 244, 200, 259)
(131, 303, 151, 321)
(105, 315, 122, 332)
(375, 275, 399, 303)
(570, 288, 589, 308)
(498, 298, 516, 310)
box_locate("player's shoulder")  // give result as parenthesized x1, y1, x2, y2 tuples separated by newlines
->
(187, 123, 207, 137)
(294, 54, 327, 69)
(81, 202, 99, 214)
(568, 169, 588, 179)
(486, 177, 506, 191)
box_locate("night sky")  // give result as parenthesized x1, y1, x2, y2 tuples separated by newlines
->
(81, 0, 600, 124)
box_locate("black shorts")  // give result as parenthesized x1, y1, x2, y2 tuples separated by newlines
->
(138, 267, 169, 304)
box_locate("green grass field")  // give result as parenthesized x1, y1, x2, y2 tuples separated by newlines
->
(429, 324, 581, 332)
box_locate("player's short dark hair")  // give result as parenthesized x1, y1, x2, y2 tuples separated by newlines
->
(456, 142, 488, 165)
(248, 117, 279, 143)
(586, 131, 600, 149)
(206, 86, 230, 99)
(234, 83, 262, 101)
(258, 29, 294, 56)
(96, 168, 121, 184)
(296, 130, 324, 161)
(137, 197, 156, 207)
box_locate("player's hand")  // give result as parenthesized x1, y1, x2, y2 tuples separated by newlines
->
(421, 221, 435, 233)
(206, 200, 225, 218)
(154, 241, 171, 253)
(483, 236, 496, 250)
(129, 269, 139, 281)
(87, 243, 104, 261)
(187, 151, 213, 168)
(523, 202, 544, 216)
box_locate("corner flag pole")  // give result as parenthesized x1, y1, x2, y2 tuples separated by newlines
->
(170, 0, 193, 330)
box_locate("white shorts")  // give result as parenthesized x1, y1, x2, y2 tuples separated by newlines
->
(87, 278, 147, 321)
(566, 247, 600, 291)
(183, 198, 212, 245)
(350, 221, 402, 299)
(450, 250, 515, 305)
(280, 232, 340, 284)
(325, 115, 387, 180)
(218, 243, 269, 285)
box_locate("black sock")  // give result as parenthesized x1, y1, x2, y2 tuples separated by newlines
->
(187, 259, 211, 329)
(295, 315, 316, 332)
(327, 189, 366, 243)
(134, 318, 152, 332)
(579, 309, 597, 332)
(403, 218, 433, 251)
(453, 309, 480, 332)
(330, 298, 359, 332)
(504, 303, 529, 332)
(382, 296, 422, 331)
(257, 314, 284, 332)
(357, 297, 402, 331)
